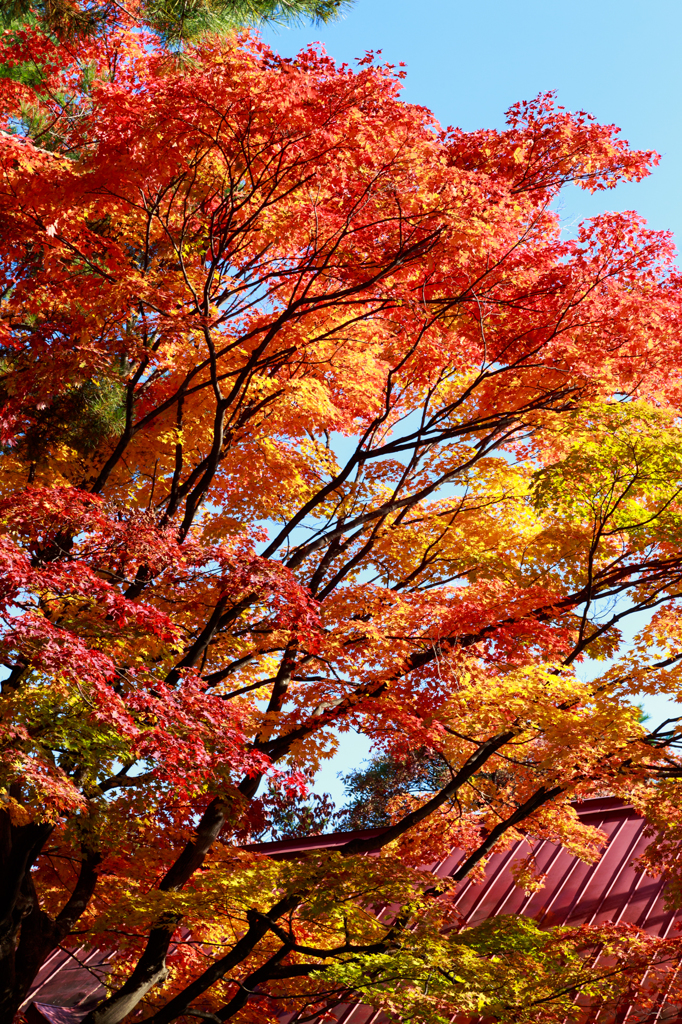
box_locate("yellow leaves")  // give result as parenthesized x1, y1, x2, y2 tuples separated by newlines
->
(351, 453, 540, 592)
(433, 660, 647, 797)
(157, 427, 184, 448)
(516, 801, 607, 864)
(5, 36, 682, 1024)
(453, 661, 569, 728)
(602, 606, 682, 703)
(0, 790, 31, 826)
(510, 852, 547, 894)
(532, 401, 682, 531)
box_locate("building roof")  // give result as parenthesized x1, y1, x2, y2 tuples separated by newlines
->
(441, 796, 677, 935)
(23, 797, 682, 1023)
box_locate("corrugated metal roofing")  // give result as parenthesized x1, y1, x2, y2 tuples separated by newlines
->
(281, 798, 682, 1024)
(440, 797, 674, 935)
(22, 946, 110, 1023)
(23, 797, 682, 1023)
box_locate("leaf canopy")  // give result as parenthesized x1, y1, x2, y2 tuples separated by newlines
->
(2, 12, 682, 1024)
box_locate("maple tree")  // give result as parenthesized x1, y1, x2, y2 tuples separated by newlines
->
(4, 5, 682, 1022)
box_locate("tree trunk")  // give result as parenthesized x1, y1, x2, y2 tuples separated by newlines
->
(0, 810, 99, 1020)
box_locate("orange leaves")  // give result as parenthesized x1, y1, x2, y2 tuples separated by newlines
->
(5, 19, 682, 1023)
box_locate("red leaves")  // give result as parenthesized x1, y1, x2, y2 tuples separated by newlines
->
(3, 18, 682, 1024)
(0, 484, 320, 828)
(214, 544, 322, 645)
(446, 91, 658, 200)
(127, 677, 272, 789)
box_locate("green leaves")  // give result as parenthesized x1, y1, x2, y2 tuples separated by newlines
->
(143, 0, 353, 44)
(533, 402, 682, 541)
(0, 0, 353, 47)
(315, 914, 664, 1024)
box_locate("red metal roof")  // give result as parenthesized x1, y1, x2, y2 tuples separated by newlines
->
(23, 797, 682, 1023)
(279, 798, 682, 1024)
(22, 946, 110, 1023)
(440, 796, 676, 935)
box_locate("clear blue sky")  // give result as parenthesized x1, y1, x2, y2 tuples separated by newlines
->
(263, 0, 682, 248)
(261, 0, 682, 801)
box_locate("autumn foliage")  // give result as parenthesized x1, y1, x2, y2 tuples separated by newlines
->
(4, 5, 682, 1022)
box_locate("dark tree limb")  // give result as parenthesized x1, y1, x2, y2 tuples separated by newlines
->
(145, 894, 300, 1024)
